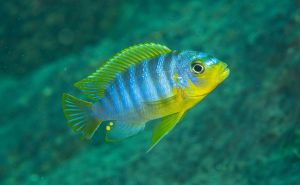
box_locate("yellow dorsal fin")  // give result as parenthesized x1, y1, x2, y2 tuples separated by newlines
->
(74, 43, 172, 100)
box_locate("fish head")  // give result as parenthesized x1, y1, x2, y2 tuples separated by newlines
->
(176, 51, 230, 98)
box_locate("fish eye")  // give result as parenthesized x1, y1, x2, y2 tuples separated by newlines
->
(191, 62, 205, 74)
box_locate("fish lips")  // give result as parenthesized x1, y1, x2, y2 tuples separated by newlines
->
(218, 63, 230, 82)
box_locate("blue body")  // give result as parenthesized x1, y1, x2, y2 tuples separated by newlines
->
(92, 53, 177, 122)
(92, 51, 216, 123)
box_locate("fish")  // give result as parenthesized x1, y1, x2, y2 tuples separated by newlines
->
(62, 43, 230, 151)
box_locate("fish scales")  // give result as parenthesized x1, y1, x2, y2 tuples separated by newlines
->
(97, 53, 177, 121)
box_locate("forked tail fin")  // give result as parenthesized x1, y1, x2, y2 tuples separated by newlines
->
(62, 93, 102, 139)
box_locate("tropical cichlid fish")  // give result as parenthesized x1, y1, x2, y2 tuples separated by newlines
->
(62, 43, 230, 151)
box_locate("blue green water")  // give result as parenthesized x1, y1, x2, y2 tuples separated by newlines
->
(1, 0, 299, 184)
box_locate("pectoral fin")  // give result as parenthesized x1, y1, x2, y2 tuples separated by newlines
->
(144, 95, 178, 110)
(147, 111, 185, 152)
(143, 88, 182, 111)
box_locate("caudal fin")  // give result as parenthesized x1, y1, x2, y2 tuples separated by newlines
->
(62, 93, 102, 139)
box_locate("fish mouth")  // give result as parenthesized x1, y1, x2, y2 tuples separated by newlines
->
(219, 63, 230, 81)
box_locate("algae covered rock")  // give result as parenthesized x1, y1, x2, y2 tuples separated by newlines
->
(0, 0, 121, 76)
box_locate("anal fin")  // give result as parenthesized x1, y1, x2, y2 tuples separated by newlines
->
(105, 121, 145, 142)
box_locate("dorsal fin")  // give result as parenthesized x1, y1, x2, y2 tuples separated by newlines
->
(74, 43, 172, 100)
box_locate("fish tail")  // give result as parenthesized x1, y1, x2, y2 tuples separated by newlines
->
(62, 93, 102, 139)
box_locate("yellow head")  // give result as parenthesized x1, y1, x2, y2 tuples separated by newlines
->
(175, 51, 230, 99)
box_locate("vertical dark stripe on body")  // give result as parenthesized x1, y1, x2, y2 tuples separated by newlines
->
(155, 55, 172, 98)
(139, 59, 158, 101)
(107, 83, 122, 115)
(103, 89, 114, 117)
(116, 73, 132, 111)
(166, 53, 177, 89)
(147, 57, 160, 98)
(134, 61, 147, 101)
(100, 96, 113, 117)
(126, 65, 145, 117)
(127, 65, 142, 108)
(163, 54, 174, 90)
(154, 55, 164, 97)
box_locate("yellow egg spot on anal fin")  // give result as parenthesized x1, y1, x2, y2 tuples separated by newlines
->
(109, 122, 113, 126)
(106, 125, 111, 131)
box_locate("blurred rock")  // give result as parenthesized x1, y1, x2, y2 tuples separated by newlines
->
(0, 0, 299, 185)
(0, 0, 121, 76)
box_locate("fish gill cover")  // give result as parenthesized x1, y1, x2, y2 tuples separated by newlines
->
(0, 0, 299, 185)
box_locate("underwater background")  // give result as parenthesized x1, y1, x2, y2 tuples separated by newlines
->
(0, 0, 300, 184)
